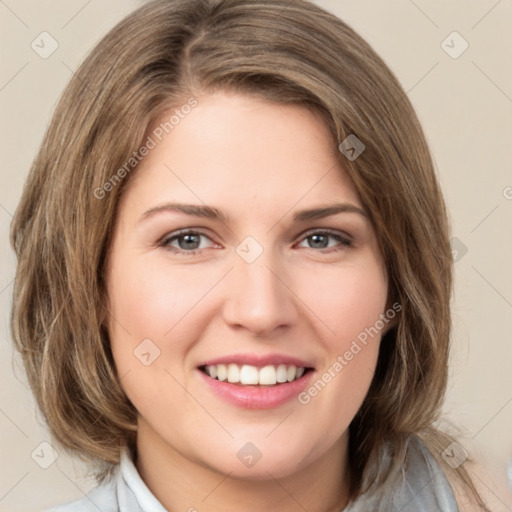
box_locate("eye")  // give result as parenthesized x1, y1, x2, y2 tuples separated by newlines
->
(296, 229, 352, 253)
(159, 230, 216, 255)
(159, 228, 353, 256)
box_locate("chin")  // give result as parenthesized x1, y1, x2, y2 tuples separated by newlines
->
(197, 439, 314, 481)
(218, 457, 306, 482)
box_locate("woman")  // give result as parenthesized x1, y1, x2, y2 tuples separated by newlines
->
(10, 0, 491, 510)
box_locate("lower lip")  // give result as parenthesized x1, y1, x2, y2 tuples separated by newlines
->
(197, 369, 314, 409)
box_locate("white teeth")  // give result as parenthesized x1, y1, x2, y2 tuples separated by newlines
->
(239, 365, 259, 385)
(216, 364, 227, 381)
(208, 365, 218, 379)
(203, 363, 307, 386)
(276, 364, 288, 383)
(286, 365, 297, 382)
(259, 365, 277, 385)
(227, 363, 240, 383)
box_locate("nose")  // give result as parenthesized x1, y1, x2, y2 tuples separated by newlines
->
(221, 250, 298, 337)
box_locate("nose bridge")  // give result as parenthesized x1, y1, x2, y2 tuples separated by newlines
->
(222, 238, 297, 335)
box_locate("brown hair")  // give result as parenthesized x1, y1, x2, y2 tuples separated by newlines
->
(10, 0, 487, 506)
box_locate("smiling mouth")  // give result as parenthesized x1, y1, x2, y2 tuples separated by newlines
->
(199, 363, 314, 387)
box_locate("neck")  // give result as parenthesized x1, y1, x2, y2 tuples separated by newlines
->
(135, 420, 350, 512)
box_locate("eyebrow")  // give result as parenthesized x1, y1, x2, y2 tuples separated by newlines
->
(139, 202, 367, 224)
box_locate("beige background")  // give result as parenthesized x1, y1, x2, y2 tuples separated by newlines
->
(1, 0, 511, 510)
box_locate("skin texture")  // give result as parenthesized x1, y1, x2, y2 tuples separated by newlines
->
(106, 91, 389, 512)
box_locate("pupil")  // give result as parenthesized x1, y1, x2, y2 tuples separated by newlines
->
(180, 234, 200, 250)
(310, 234, 327, 248)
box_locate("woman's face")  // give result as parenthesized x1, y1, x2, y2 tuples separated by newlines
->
(106, 91, 389, 479)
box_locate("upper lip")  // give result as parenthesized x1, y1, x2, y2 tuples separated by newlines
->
(198, 353, 315, 369)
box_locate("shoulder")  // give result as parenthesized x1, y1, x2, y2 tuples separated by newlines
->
(398, 435, 460, 511)
(345, 435, 460, 512)
(43, 477, 118, 512)
(43, 448, 167, 512)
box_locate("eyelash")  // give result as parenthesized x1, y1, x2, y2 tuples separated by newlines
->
(158, 228, 353, 256)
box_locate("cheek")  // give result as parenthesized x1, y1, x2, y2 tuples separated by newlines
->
(105, 254, 216, 388)
(297, 256, 387, 407)
(106, 258, 208, 418)
(108, 257, 212, 341)
(301, 257, 388, 345)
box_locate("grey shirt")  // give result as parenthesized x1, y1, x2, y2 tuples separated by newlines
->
(46, 436, 459, 512)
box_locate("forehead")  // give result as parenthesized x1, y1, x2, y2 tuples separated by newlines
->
(120, 91, 361, 219)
